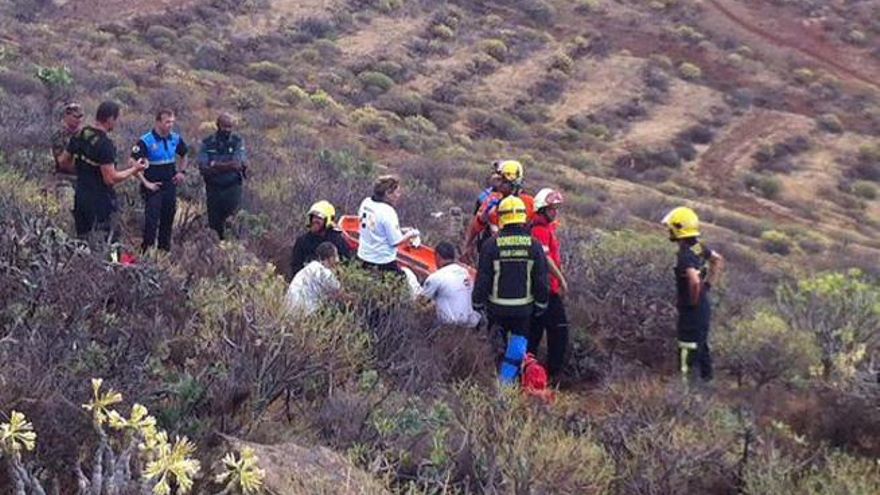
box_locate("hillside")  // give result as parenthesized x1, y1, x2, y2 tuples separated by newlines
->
(1, 0, 879, 493)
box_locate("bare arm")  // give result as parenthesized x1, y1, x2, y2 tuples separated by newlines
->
(100, 161, 146, 187)
(685, 267, 702, 307)
(707, 251, 725, 287)
(56, 150, 75, 173)
(546, 257, 568, 295)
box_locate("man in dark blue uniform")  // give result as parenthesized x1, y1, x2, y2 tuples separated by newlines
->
(473, 196, 549, 385)
(130, 109, 189, 252)
(57, 101, 146, 244)
(662, 206, 725, 383)
(197, 113, 246, 240)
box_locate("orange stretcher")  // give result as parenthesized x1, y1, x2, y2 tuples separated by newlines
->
(338, 215, 475, 281)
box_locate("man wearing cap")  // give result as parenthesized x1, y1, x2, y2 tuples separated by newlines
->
(57, 101, 147, 243)
(130, 108, 189, 252)
(50, 102, 85, 211)
(197, 112, 246, 240)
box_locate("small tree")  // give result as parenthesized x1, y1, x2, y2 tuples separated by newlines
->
(776, 270, 880, 381)
(716, 310, 820, 388)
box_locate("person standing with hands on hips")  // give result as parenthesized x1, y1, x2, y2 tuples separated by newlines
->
(130, 109, 189, 252)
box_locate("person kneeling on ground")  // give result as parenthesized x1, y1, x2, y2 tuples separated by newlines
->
(418, 241, 481, 328)
(290, 200, 352, 277)
(286, 242, 343, 316)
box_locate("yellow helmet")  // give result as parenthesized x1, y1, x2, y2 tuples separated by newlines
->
(661, 206, 700, 240)
(308, 200, 336, 228)
(498, 196, 528, 228)
(498, 160, 524, 185)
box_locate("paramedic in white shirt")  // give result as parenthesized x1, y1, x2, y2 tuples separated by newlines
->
(356, 175, 420, 274)
(418, 241, 481, 328)
(286, 242, 342, 315)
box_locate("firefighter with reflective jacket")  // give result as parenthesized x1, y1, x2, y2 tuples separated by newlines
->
(528, 188, 570, 378)
(473, 196, 549, 385)
(463, 160, 535, 261)
(662, 206, 725, 382)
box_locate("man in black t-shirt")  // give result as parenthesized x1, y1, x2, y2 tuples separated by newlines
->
(662, 206, 725, 383)
(57, 101, 147, 242)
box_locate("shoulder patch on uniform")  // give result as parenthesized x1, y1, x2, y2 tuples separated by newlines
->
(689, 243, 705, 257)
(132, 144, 140, 154)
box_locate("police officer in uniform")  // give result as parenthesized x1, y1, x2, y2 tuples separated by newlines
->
(130, 109, 189, 252)
(197, 112, 246, 240)
(57, 101, 146, 243)
(473, 195, 549, 385)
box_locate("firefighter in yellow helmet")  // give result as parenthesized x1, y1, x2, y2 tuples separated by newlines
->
(290, 200, 352, 277)
(473, 196, 549, 385)
(662, 206, 725, 383)
(464, 160, 535, 262)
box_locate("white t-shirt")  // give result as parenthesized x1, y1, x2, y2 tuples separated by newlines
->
(402, 267, 422, 301)
(357, 197, 404, 265)
(419, 263, 481, 328)
(285, 261, 341, 315)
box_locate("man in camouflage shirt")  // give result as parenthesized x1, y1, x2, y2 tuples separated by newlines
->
(49, 102, 84, 211)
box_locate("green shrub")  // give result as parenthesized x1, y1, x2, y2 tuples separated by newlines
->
(519, 0, 557, 26)
(144, 25, 176, 49)
(745, 449, 880, 494)
(816, 113, 844, 133)
(351, 106, 398, 137)
(674, 25, 705, 43)
(844, 29, 867, 45)
(480, 39, 509, 62)
(744, 173, 782, 199)
(246, 61, 286, 82)
(776, 269, 880, 380)
(430, 23, 455, 40)
(793, 67, 816, 85)
(716, 310, 820, 387)
(283, 84, 309, 106)
(678, 62, 702, 80)
(309, 89, 341, 110)
(549, 52, 575, 74)
(357, 70, 395, 92)
(574, 0, 601, 14)
(760, 230, 794, 255)
(852, 180, 877, 200)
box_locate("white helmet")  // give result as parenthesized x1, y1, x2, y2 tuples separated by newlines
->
(534, 188, 564, 211)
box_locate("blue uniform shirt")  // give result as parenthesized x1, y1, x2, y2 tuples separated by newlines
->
(131, 130, 188, 182)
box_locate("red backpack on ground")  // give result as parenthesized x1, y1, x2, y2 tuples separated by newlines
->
(522, 353, 555, 403)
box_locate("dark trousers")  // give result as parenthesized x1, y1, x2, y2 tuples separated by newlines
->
(678, 300, 713, 381)
(528, 294, 569, 376)
(206, 183, 242, 240)
(142, 183, 176, 251)
(680, 328, 713, 381)
(74, 187, 116, 243)
(359, 259, 403, 275)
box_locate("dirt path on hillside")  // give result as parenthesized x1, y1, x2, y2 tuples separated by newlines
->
(336, 15, 426, 62)
(703, 0, 880, 93)
(697, 110, 779, 190)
